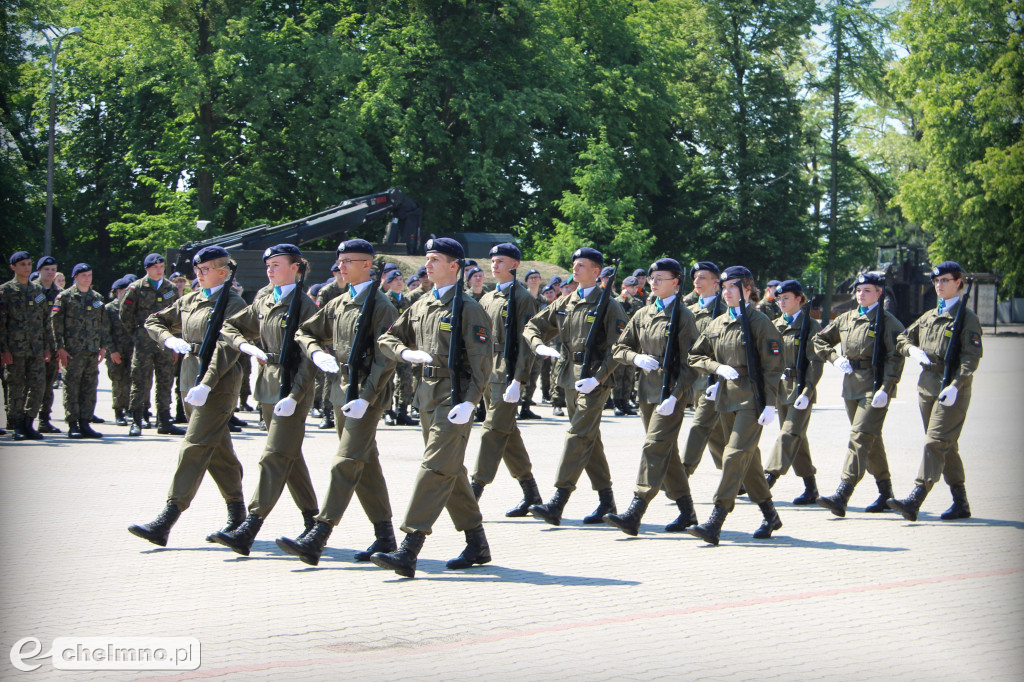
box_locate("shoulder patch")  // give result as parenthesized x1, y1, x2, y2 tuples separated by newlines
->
(474, 325, 489, 343)
(34, 293, 46, 304)
(616, 320, 626, 333)
(969, 331, 981, 347)
(768, 339, 781, 355)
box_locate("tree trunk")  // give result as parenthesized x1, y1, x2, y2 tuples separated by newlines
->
(823, 13, 843, 323)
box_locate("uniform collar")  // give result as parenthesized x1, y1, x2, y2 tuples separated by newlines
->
(202, 283, 225, 300)
(147, 277, 165, 290)
(272, 283, 296, 303)
(349, 280, 372, 301)
(783, 310, 801, 325)
(577, 285, 597, 299)
(699, 294, 717, 309)
(432, 283, 455, 301)
(938, 296, 959, 315)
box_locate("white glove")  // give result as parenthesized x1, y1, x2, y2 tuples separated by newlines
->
(757, 405, 777, 426)
(239, 342, 268, 362)
(832, 356, 853, 374)
(633, 354, 660, 372)
(184, 384, 211, 406)
(656, 395, 677, 416)
(870, 389, 889, 408)
(273, 396, 297, 417)
(715, 364, 739, 380)
(705, 383, 719, 401)
(401, 349, 433, 364)
(312, 350, 340, 373)
(535, 344, 561, 359)
(938, 385, 958, 406)
(574, 377, 600, 394)
(908, 345, 931, 366)
(341, 398, 369, 419)
(793, 394, 810, 411)
(502, 379, 521, 404)
(164, 337, 191, 354)
(447, 401, 476, 424)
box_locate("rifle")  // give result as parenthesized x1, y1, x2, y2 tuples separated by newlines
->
(346, 273, 381, 403)
(503, 269, 519, 388)
(447, 259, 466, 406)
(795, 287, 814, 395)
(942, 278, 975, 389)
(580, 260, 619, 381)
(706, 284, 725, 389)
(277, 262, 308, 401)
(871, 288, 886, 395)
(660, 291, 682, 402)
(194, 263, 237, 387)
(739, 287, 766, 414)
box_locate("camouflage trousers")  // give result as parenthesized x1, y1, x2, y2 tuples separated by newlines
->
(129, 343, 176, 414)
(3, 353, 46, 421)
(394, 362, 414, 409)
(238, 355, 252, 402)
(106, 350, 133, 412)
(39, 355, 60, 420)
(62, 352, 100, 422)
(612, 364, 635, 403)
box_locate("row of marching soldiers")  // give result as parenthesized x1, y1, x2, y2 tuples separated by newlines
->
(113, 239, 980, 578)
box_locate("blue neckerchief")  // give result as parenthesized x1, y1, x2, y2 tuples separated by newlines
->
(655, 298, 665, 312)
(783, 313, 793, 324)
(148, 277, 161, 289)
(202, 288, 212, 299)
(937, 300, 945, 313)
(858, 305, 868, 315)
(273, 285, 282, 303)
(432, 288, 440, 300)
(729, 307, 740, 319)
(579, 289, 585, 299)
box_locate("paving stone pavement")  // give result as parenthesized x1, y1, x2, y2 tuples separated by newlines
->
(1, 337, 1022, 680)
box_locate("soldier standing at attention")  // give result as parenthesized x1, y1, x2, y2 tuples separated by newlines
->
(372, 238, 494, 578)
(888, 261, 983, 522)
(758, 280, 782, 321)
(120, 253, 186, 437)
(50, 263, 112, 439)
(275, 239, 399, 565)
(686, 266, 785, 545)
(469, 243, 542, 515)
(1, 251, 55, 440)
(105, 278, 134, 426)
(763, 280, 823, 504)
(208, 244, 320, 555)
(35, 255, 62, 434)
(524, 247, 629, 526)
(605, 258, 701, 535)
(128, 246, 249, 547)
(467, 266, 487, 301)
(383, 268, 419, 426)
(813, 272, 906, 517)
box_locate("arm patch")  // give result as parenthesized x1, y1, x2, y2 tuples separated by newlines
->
(474, 325, 489, 343)
(969, 331, 981, 347)
(768, 339, 781, 355)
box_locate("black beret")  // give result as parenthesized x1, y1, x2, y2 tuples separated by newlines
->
(766, 279, 781, 288)
(425, 237, 464, 260)
(466, 266, 483, 278)
(309, 282, 324, 296)
(548, 275, 562, 287)
(572, 247, 604, 266)
(689, 261, 721, 279)
(622, 276, 639, 287)
(71, 263, 92, 278)
(29, 272, 39, 281)
(191, 279, 199, 289)
(465, 259, 478, 267)
(123, 274, 138, 283)
(542, 284, 555, 294)
(406, 274, 419, 287)
(855, 272, 885, 287)
(382, 262, 399, 272)
(337, 238, 375, 256)
(649, 258, 683, 276)
(9, 251, 31, 265)
(262, 243, 302, 261)
(524, 268, 541, 279)
(170, 272, 185, 281)
(330, 262, 341, 273)
(632, 268, 646, 278)
(721, 265, 754, 282)
(489, 242, 522, 260)
(110, 277, 128, 291)
(416, 265, 427, 277)
(776, 279, 804, 296)
(385, 269, 403, 284)
(193, 245, 230, 266)
(931, 261, 963, 278)
(36, 256, 57, 269)
(143, 253, 164, 268)
(599, 266, 615, 279)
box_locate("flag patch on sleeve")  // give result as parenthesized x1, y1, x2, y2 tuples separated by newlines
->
(474, 325, 489, 343)
(768, 339, 781, 355)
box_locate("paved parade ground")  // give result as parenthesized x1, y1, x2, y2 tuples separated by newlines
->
(2, 334, 1022, 680)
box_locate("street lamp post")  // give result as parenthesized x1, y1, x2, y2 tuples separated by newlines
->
(42, 25, 82, 258)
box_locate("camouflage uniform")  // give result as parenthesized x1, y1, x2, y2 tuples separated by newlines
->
(104, 298, 134, 416)
(50, 286, 111, 423)
(757, 297, 782, 321)
(0, 278, 54, 423)
(38, 282, 61, 424)
(120, 277, 180, 415)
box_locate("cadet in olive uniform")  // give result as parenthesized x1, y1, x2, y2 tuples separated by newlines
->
(383, 269, 418, 426)
(50, 263, 112, 439)
(813, 272, 906, 517)
(372, 238, 493, 578)
(605, 258, 701, 535)
(1, 251, 55, 440)
(35, 256, 63, 433)
(888, 261, 983, 522)
(520, 268, 546, 412)
(764, 280, 823, 504)
(275, 239, 399, 566)
(469, 243, 542, 516)
(120, 253, 185, 436)
(687, 266, 786, 545)
(524, 247, 629, 526)
(314, 263, 347, 429)
(757, 279, 782, 321)
(128, 247, 249, 547)
(612, 275, 644, 416)
(105, 278, 134, 425)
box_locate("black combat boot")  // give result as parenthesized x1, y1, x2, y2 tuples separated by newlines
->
(128, 503, 182, 547)
(940, 484, 971, 520)
(79, 419, 103, 439)
(174, 400, 188, 424)
(395, 405, 418, 426)
(239, 398, 254, 412)
(613, 400, 626, 417)
(257, 415, 267, 431)
(765, 472, 778, 489)
(210, 513, 264, 556)
(620, 400, 637, 416)
(353, 521, 398, 561)
(506, 476, 543, 517)
(296, 510, 319, 541)
(90, 414, 105, 424)
(318, 412, 334, 429)
(276, 521, 333, 566)
(687, 505, 730, 546)
(12, 417, 27, 441)
(664, 494, 699, 532)
(474, 402, 486, 422)
(604, 495, 648, 536)
(21, 417, 44, 440)
(583, 488, 616, 524)
(206, 500, 247, 542)
(143, 410, 153, 428)
(383, 409, 397, 426)
(471, 480, 485, 500)
(371, 531, 425, 578)
(752, 500, 783, 539)
(887, 485, 929, 522)
(128, 411, 144, 436)
(446, 525, 491, 570)
(114, 408, 128, 426)
(530, 488, 572, 526)
(157, 410, 186, 436)
(67, 419, 84, 439)
(518, 403, 541, 420)
(793, 476, 818, 505)
(817, 480, 856, 517)
(36, 417, 61, 433)
(864, 478, 894, 513)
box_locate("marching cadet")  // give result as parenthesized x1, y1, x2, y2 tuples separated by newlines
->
(105, 278, 134, 426)
(120, 253, 186, 437)
(604, 258, 700, 535)
(35, 255, 62, 433)
(372, 238, 493, 578)
(612, 275, 644, 416)
(686, 266, 785, 545)
(1, 251, 55, 440)
(888, 261, 983, 522)
(469, 243, 542, 515)
(50, 263, 112, 439)
(315, 262, 347, 430)
(763, 280, 823, 504)
(382, 269, 418, 426)
(275, 240, 399, 565)
(813, 272, 905, 517)
(208, 244, 321, 556)
(524, 247, 629, 526)
(757, 279, 783, 320)
(128, 246, 249, 547)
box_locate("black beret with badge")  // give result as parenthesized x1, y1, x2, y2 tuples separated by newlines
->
(262, 243, 302, 261)
(36, 255, 57, 269)
(193, 245, 230, 266)
(143, 253, 164, 268)
(71, 263, 92, 278)
(424, 237, 465, 260)
(489, 242, 522, 260)
(10, 250, 32, 265)
(776, 279, 804, 296)
(689, 261, 721, 280)
(622, 276, 639, 287)
(720, 265, 753, 282)
(931, 261, 963, 278)
(855, 272, 885, 287)
(571, 247, 604, 267)
(649, 257, 683, 276)
(336, 238, 375, 256)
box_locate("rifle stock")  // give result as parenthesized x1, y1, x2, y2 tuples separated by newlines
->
(346, 274, 381, 404)
(580, 260, 619, 381)
(277, 263, 308, 401)
(795, 287, 814, 395)
(503, 269, 519, 388)
(942, 278, 975, 389)
(739, 288, 766, 414)
(872, 290, 886, 394)
(448, 260, 466, 405)
(660, 292, 682, 402)
(194, 263, 237, 388)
